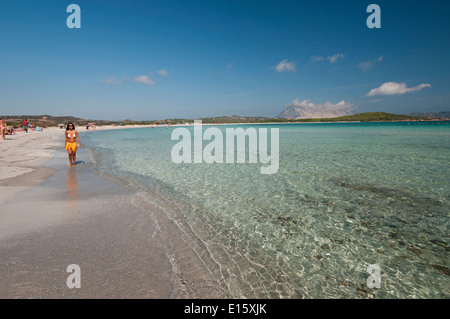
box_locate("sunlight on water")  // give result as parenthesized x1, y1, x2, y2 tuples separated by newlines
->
(82, 122, 450, 298)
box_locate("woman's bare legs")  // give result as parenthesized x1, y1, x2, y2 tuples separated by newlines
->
(68, 149, 74, 166)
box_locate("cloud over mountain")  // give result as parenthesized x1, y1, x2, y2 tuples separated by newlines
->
(277, 99, 355, 119)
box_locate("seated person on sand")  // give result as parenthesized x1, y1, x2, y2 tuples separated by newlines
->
(65, 122, 81, 167)
(6, 126, 16, 135)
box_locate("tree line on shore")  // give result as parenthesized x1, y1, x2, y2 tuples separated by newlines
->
(1, 112, 444, 128)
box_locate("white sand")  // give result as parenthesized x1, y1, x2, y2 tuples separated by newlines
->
(0, 125, 153, 180)
(0, 128, 62, 204)
(0, 125, 231, 298)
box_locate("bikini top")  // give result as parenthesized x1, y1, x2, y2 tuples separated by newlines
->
(67, 131, 76, 138)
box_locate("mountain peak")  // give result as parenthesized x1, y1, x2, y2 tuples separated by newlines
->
(276, 100, 355, 119)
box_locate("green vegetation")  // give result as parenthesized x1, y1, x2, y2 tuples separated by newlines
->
(0, 115, 169, 128)
(195, 115, 270, 124)
(197, 112, 423, 123)
(0, 115, 92, 128)
(290, 112, 421, 123)
(0, 112, 435, 128)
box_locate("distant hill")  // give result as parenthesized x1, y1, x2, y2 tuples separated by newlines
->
(0, 115, 162, 128)
(313, 112, 421, 122)
(1, 112, 441, 128)
(197, 112, 422, 123)
(0, 115, 116, 128)
(260, 112, 421, 123)
(198, 115, 270, 124)
(277, 102, 354, 119)
(407, 111, 450, 120)
(1, 115, 85, 123)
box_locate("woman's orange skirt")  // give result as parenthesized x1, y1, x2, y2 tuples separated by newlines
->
(65, 142, 77, 152)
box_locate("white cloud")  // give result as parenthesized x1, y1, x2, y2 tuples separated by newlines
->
(327, 53, 345, 64)
(358, 56, 383, 71)
(275, 59, 296, 73)
(103, 68, 169, 86)
(366, 82, 431, 97)
(290, 99, 354, 118)
(101, 76, 124, 85)
(310, 54, 345, 64)
(157, 69, 169, 77)
(133, 75, 155, 86)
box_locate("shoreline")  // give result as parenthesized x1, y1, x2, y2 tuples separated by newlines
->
(5, 118, 446, 134)
(91, 119, 450, 129)
(1, 122, 448, 298)
(0, 128, 231, 298)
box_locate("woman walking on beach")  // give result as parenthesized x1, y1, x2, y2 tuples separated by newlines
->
(65, 122, 81, 166)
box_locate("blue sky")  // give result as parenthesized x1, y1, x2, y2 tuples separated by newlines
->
(0, 0, 449, 120)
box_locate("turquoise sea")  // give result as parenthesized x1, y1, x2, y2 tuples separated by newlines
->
(82, 121, 449, 298)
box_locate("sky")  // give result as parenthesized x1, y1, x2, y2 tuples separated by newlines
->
(0, 0, 449, 120)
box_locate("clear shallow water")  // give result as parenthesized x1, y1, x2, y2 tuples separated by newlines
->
(82, 122, 449, 298)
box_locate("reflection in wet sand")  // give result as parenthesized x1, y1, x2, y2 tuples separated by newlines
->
(66, 167, 79, 221)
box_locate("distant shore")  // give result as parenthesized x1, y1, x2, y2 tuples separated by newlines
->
(197, 119, 450, 126)
(2, 112, 448, 129)
(85, 118, 450, 128)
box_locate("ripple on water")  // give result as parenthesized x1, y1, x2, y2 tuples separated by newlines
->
(83, 123, 450, 298)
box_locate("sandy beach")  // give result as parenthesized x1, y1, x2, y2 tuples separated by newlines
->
(0, 127, 230, 298)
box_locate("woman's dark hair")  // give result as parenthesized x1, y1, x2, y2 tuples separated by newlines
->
(66, 122, 75, 131)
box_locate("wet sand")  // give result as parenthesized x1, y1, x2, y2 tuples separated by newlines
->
(0, 128, 230, 298)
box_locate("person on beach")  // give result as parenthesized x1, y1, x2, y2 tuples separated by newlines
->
(0, 118, 6, 140)
(6, 126, 16, 135)
(65, 122, 81, 166)
(24, 119, 29, 133)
